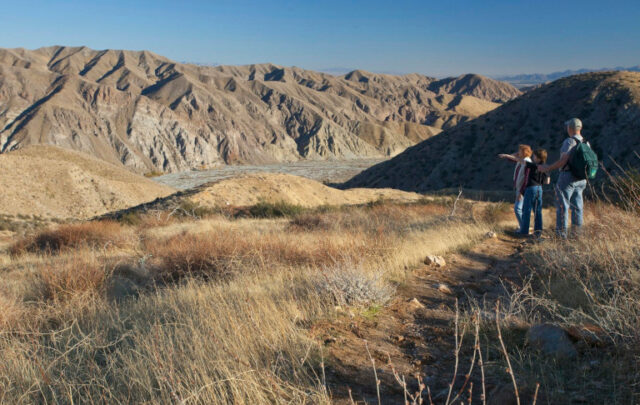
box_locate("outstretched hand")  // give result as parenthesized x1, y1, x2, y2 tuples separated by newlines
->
(498, 154, 510, 159)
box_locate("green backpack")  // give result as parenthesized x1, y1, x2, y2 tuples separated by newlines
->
(569, 137, 598, 180)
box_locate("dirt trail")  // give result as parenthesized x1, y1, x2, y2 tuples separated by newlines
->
(314, 233, 526, 404)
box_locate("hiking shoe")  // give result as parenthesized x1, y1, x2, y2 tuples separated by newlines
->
(507, 229, 529, 238)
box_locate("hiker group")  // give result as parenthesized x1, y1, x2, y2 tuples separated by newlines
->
(498, 118, 598, 239)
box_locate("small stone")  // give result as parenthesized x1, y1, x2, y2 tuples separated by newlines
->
(436, 283, 453, 295)
(393, 334, 405, 343)
(526, 323, 577, 359)
(324, 336, 337, 344)
(407, 297, 425, 310)
(424, 255, 446, 267)
(485, 231, 497, 239)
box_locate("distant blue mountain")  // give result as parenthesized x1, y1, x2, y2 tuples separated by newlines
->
(497, 66, 640, 88)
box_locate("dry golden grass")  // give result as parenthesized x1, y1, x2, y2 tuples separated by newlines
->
(519, 204, 640, 347)
(0, 199, 495, 404)
(9, 221, 132, 256)
(473, 199, 640, 403)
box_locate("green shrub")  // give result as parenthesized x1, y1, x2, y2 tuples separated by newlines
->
(246, 201, 306, 218)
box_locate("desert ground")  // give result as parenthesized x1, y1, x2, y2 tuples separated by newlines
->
(1, 168, 638, 404)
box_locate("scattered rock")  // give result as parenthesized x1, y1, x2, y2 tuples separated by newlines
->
(112, 262, 152, 285)
(324, 336, 337, 344)
(436, 283, 453, 295)
(393, 334, 405, 343)
(407, 298, 425, 310)
(424, 255, 446, 267)
(485, 231, 497, 239)
(107, 277, 140, 301)
(526, 323, 578, 359)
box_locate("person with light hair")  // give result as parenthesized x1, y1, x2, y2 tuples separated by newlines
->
(540, 118, 588, 238)
(508, 144, 533, 232)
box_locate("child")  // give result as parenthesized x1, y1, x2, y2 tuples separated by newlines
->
(499, 149, 550, 237)
(505, 145, 533, 232)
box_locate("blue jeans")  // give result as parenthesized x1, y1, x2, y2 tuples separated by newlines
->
(514, 195, 524, 230)
(520, 186, 543, 235)
(555, 172, 587, 238)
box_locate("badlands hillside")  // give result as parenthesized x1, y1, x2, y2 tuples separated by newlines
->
(0, 46, 519, 173)
(0, 145, 174, 219)
(344, 71, 640, 192)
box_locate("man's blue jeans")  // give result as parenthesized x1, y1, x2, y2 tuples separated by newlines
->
(555, 172, 587, 238)
(514, 195, 524, 230)
(520, 186, 543, 235)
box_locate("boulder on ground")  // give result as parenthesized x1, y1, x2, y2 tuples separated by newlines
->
(526, 323, 577, 359)
(424, 255, 446, 267)
(107, 277, 140, 302)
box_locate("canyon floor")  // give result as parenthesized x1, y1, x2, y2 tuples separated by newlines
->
(152, 158, 385, 190)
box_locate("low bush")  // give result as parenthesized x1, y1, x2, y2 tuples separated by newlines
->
(144, 230, 363, 282)
(314, 262, 394, 307)
(246, 200, 307, 218)
(173, 200, 221, 218)
(288, 213, 336, 231)
(143, 170, 164, 178)
(37, 256, 107, 302)
(10, 221, 130, 255)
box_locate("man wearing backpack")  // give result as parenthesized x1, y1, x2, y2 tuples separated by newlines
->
(540, 118, 598, 238)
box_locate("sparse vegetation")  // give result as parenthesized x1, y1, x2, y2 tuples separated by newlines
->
(2, 183, 639, 403)
(0, 199, 491, 404)
(144, 170, 165, 178)
(246, 200, 308, 218)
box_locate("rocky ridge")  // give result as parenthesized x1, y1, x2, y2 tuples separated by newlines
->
(0, 46, 520, 173)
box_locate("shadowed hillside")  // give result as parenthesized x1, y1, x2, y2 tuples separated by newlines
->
(0, 46, 519, 173)
(343, 71, 640, 191)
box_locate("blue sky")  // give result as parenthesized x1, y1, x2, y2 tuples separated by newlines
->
(0, 0, 638, 76)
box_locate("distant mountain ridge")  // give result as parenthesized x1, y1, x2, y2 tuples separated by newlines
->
(0, 46, 520, 173)
(344, 71, 640, 192)
(498, 66, 640, 88)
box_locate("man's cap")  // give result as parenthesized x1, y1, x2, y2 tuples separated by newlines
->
(565, 118, 583, 129)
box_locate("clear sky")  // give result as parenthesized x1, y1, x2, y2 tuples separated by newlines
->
(1, 0, 639, 77)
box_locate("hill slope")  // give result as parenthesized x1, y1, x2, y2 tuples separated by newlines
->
(344, 71, 640, 192)
(0, 145, 174, 219)
(0, 46, 519, 173)
(188, 172, 423, 208)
